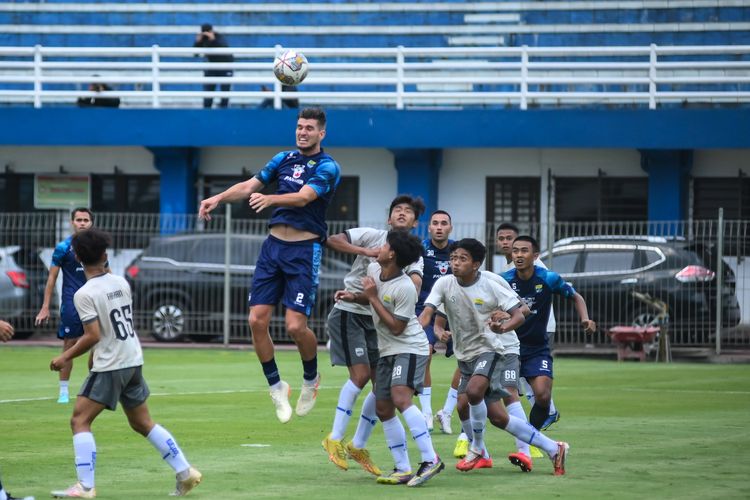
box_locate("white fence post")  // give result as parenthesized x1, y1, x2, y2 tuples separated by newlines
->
(520, 45, 529, 110)
(715, 207, 724, 355)
(33, 45, 43, 109)
(396, 46, 405, 110)
(151, 45, 161, 109)
(649, 44, 657, 110)
(223, 203, 232, 347)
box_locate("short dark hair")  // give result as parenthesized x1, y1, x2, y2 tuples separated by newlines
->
(71, 228, 111, 266)
(449, 238, 486, 264)
(514, 235, 540, 253)
(298, 107, 326, 129)
(201, 23, 213, 32)
(386, 230, 423, 268)
(71, 207, 94, 223)
(496, 222, 519, 235)
(430, 210, 452, 223)
(389, 194, 426, 220)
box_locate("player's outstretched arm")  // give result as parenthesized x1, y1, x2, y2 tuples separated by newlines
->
(0, 320, 14, 342)
(249, 185, 318, 213)
(50, 320, 101, 371)
(36, 265, 61, 325)
(418, 305, 436, 329)
(325, 232, 379, 258)
(199, 177, 263, 220)
(571, 292, 596, 333)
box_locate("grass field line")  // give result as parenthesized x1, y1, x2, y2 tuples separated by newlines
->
(4, 384, 750, 405)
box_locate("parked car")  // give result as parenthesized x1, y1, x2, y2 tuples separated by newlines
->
(124, 233, 351, 342)
(0, 246, 46, 338)
(541, 236, 741, 345)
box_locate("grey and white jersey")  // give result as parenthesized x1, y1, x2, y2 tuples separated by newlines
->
(335, 227, 423, 315)
(74, 273, 143, 372)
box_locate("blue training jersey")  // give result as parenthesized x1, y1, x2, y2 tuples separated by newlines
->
(255, 149, 341, 239)
(417, 238, 454, 309)
(501, 265, 576, 357)
(51, 235, 86, 306)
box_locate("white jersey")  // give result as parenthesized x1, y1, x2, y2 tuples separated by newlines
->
(73, 273, 143, 372)
(367, 262, 429, 358)
(499, 258, 556, 333)
(426, 272, 523, 361)
(335, 227, 424, 316)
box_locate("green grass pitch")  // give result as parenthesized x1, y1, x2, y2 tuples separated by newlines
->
(2, 346, 750, 499)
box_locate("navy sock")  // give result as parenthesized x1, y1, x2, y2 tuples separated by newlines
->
(529, 403, 548, 429)
(261, 358, 281, 386)
(302, 355, 318, 381)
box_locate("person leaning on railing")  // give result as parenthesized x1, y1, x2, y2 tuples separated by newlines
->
(76, 82, 120, 108)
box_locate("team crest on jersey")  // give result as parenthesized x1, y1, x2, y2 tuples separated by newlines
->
(437, 261, 450, 274)
(307, 160, 317, 168)
(535, 284, 544, 293)
(292, 164, 305, 178)
(473, 298, 484, 308)
(383, 294, 392, 303)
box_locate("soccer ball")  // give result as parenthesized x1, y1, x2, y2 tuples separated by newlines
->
(273, 50, 309, 86)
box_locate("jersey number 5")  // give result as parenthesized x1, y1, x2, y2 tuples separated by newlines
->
(109, 305, 135, 340)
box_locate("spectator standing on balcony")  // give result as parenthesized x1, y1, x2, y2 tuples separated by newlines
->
(321, 195, 424, 476)
(501, 236, 595, 437)
(193, 23, 233, 108)
(35, 208, 96, 404)
(198, 108, 340, 424)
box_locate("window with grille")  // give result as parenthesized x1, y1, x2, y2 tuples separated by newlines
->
(555, 177, 648, 222)
(693, 177, 750, 220)
(485, 177, 540, 231)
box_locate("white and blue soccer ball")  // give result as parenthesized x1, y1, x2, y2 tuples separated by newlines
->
(273, 49, 309, 86)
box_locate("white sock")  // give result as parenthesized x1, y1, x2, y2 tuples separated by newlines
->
(460, 419, 472, 442)
(60, 380, 70, 395)
(73, 432, 96, 489)
(0, 487, 8, 500)
(402, 405, 437, 463)
(351, 391, 378, 449)
(521, 378, 535, 406)
(269, 381, 282, 392)
(469, 402, 487, 453)
(506, 401, 531, 456)
(382, 416, 411, 472)
(505, 414, 558, 456)
(549, 398, 557, 415)
(147, 424, 190, 474)
(331, 380, 362, 441)
(442, 387, 458, 415)
(418, 387, 433, 418)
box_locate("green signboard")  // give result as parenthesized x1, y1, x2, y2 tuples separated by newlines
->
(34, 175, 91, 209)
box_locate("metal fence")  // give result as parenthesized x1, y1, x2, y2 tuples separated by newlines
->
(1, 211, 747, 352)
(1, 45, 749, 109)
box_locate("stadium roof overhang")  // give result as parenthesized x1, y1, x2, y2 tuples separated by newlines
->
(1, 107, 748, 149)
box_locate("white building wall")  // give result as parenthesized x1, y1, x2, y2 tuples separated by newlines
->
(0, 146, 155, 174)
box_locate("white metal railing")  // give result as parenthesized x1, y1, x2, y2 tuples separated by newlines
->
(0, 44, 748, 110)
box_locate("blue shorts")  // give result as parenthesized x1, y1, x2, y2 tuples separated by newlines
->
(520, 353, 554, 380)
(57, 301, 84, 340)
(248, 235, 322, 316)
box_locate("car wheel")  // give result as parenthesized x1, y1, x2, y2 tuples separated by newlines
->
(150, 300, 187, 342)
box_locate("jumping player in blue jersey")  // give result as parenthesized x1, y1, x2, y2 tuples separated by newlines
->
(198, 108, 341, 424)
(36, 208, 96, 404)
(501, 236, 596, 431)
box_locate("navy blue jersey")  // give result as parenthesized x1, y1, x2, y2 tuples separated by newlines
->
(502, 265, 576, 357)
(255, 149, 341, 239)
(51, 235, 86, 306)
(417, 238, 454, 308)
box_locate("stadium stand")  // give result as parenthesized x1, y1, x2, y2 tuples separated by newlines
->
(0, 1, 748, 49)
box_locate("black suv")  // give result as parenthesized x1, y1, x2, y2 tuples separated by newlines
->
(542, 236, 741, 345)
(125, 233, 350, 342)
